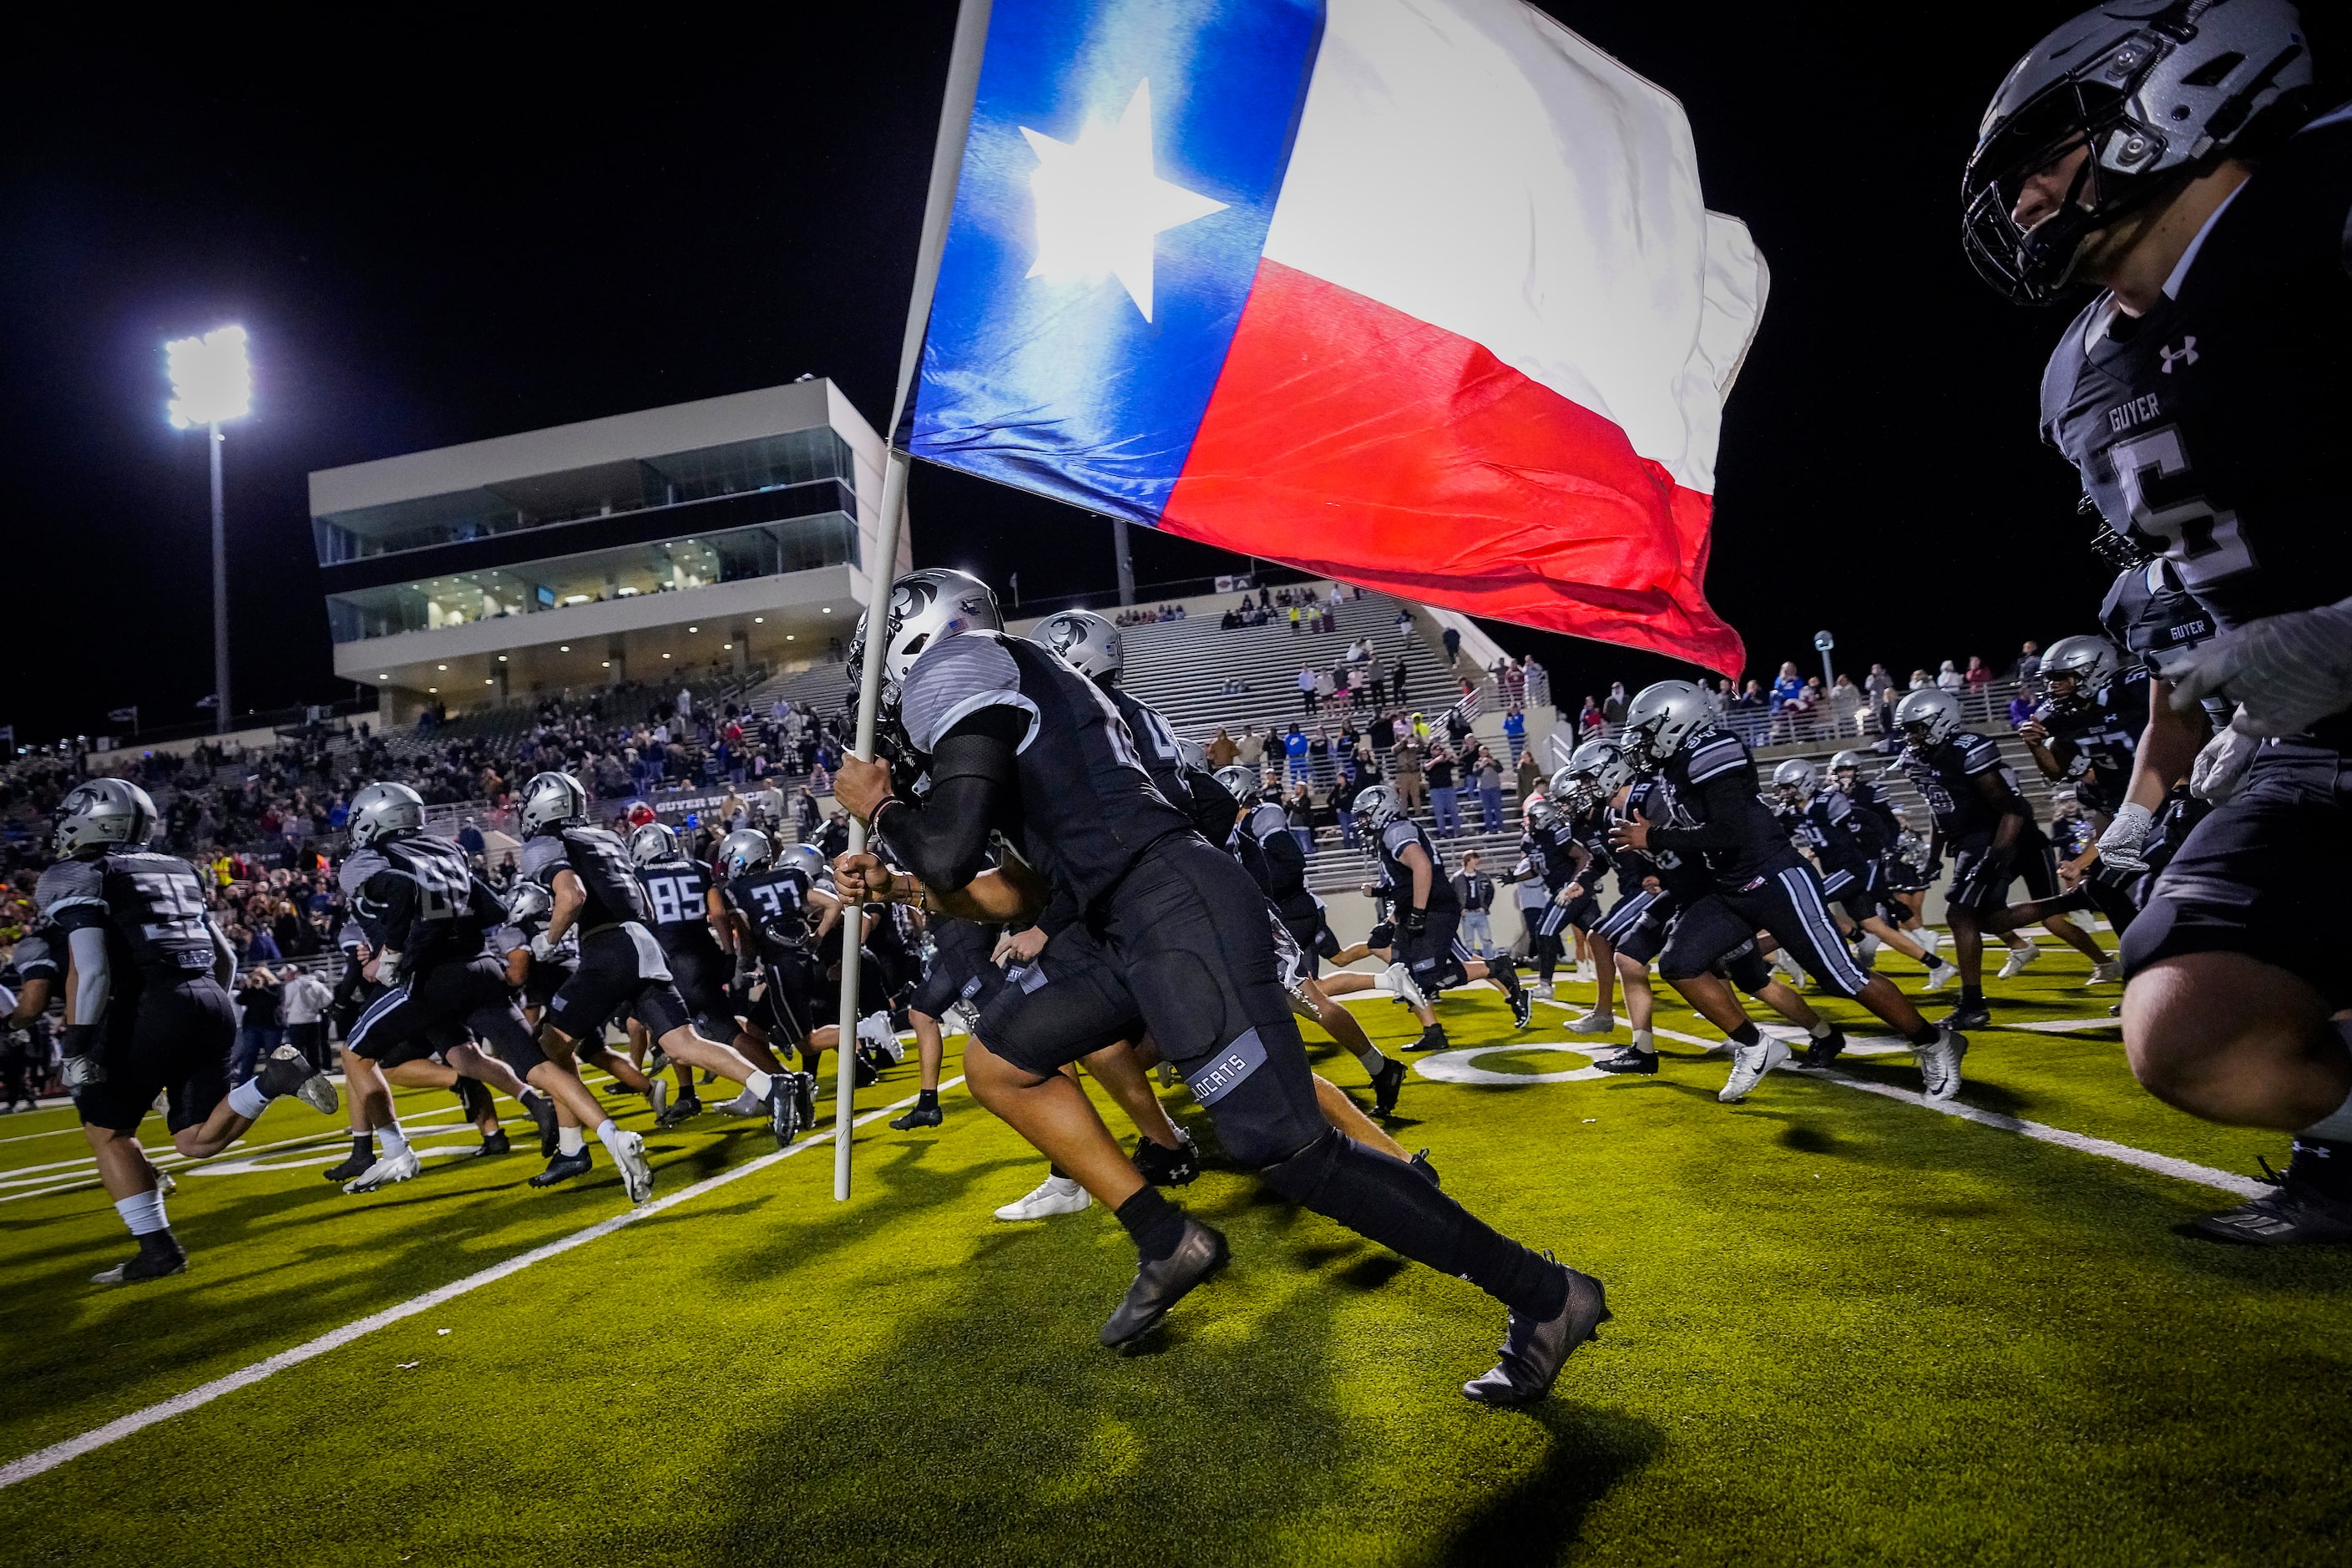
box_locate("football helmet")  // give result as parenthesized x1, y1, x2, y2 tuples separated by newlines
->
(779, 843, 827, 884)
(1962, 0, 2314, 303)
(1568, 739, 1634, 800)
(846, 569, 1003, 722)
(346, 781, 425, 850)
(517, 771, 588, 838)
(1352, 782, 1404, 832)
(506, 882, 554, 924)
(628, 822, 678, 867)
(1524, 793, 1561, 831)
(1032, 609, 1123, 683)
(1213, 765, 1262, 805)
(1773, 757, 1821, 802)
(2038, 634, 2122, 706)
(1621, 680, 1716, 766)
(716, 828, 774, 882)
(1894, 687, 1965, 749)
(1828, 749, 1871, 779)
(53, 778, 158, 859)
(1174, 735, 1210, 772)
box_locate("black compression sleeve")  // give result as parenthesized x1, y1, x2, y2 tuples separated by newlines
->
(1645, 770, 1753, 853)
(879, 707, 1024, 893)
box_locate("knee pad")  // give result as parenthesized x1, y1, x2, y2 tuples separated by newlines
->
(1260, 1125, 1348, 1207)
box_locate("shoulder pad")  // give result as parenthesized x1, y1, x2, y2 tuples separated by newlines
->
(1379, 819, 1422, 856)
(1247, 803, 1290, 841)
(338, 848, 390, 896)
(34, 859, 105, 920)
(520, 836, 569, 883)
(1684, 733, 1749, 783)
(2040, 297, 2106, 443)
(902, 632, 1039, 756)
(12, 933, 56, 974)
(1959, 734, 2001, 772)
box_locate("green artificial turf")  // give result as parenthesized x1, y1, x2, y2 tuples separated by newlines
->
(0, 943, 2346, 1567)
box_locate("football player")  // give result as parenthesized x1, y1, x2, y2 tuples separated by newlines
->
(38, 780, 338, 1282)
(1607, 683, 1965, 1101)
(890, 913, 1002, 1130)
(832, 569, 1605, 1405)
(1353, 784, 1533, 1052)
(3, 924, 61, 1112)
(713, 831, 839, 1126)
(631, 820, 779, 1124)
(516, 772, 804, 1181)
(1772, 759, 1956, 984)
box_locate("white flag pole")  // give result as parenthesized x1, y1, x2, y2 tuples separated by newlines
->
(833, 0, 993, 1202)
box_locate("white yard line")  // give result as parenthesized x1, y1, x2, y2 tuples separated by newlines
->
(0, 1079, 963, 1490)
(1647, 1027, 2261, 1200)
(0, 1110, 475, 1206)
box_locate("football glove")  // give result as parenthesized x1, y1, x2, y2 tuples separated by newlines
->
(2094, 802, 2154, 875)
(2171, 597, 2352, 738)
(529, 933, 557, 963)
(1399, 907, 1429, 937)
(2188, 718, 2262, 805)
(59, 1024, 104, 1090)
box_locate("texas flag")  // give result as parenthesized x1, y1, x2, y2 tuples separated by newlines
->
(907, 0, 1768, 675)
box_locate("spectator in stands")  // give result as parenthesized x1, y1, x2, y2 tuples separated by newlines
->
(1770, 662, 1806, 711)
(1935, 660, 1965, 693)
(1285, 781, 1315, 856)
(795, 787, 821, 841)
(1440, 625, 1462, 668)
(1237, 725, 1266, 771)
(1578, 695, 1604, 737)
(1308, 726, 1333, 787)
(1389, 654, 1411, 708)
(1426, 743, 1461, 838)
(1289, 604, 1302, 636)
(1393, 731, 1425, 811)
(1208, 727, 1237, 769)
(1472, 746, 1506, 833)
(1297, 665, 1318, 715)
(281, 966, 335, 1071)
(1964, 654, 1993, 690)
(751, 777, 784, 829)
(817, 809, 851, 860)
(2010, 640, 2042, 683)
(1316, 665, 1338, 711)
(1603, 681, 1630, 726)
(457, 815, 485, 864)
(1516, 744, 1542, 805)
(2008, 686, 2036, 728)
(230, 965, 283, 1085)
(1501, 705, 1525, 765)
(1454, 852, 1497, 958)
(1350, 731, 1378, 783)
(1828, 673, 1865, 736)
(1283, 724, 1310, 786)
(1334, 771, 1363, 847)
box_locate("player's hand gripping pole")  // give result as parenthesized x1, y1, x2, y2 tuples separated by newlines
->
(831, 0, 991, 1201)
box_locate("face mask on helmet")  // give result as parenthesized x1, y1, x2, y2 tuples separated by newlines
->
(847, 569, 1004, 732)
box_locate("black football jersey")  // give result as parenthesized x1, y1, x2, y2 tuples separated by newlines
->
(2098, 558, 2217, 681)
(1895, 731, 2030, 844)
(2051, 811, 2098, 862)
(11, 929, 59, 986)
(1649, 730, 1800, 890)
(2041, 108, 2352, 745)
(635, 854, 721, 957)
(2032, 683, 2144, 816)
(339, 833, 501, 970)
(1374, 815, 1459, 913)
(523, 827, 649, 928)
(1625, 776, 1707, 899)
(36, 852, 215, 977)
(724, 866, 819, 963)
(1802, 790, 1886, 873)
(1839, 778, 1899, 839)
(1523, 819, 1581, 892)
(898, 631, 1192, 912)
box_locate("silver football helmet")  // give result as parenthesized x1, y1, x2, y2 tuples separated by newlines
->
(1524, 793, 1562, 831)
(779, 843, 827, 883)
(1032, 609, 1123, 684)
(1963, 0, 2314, 303)
(1213, 765, 1262, 805)
(1773, 757, 1820, 802)
(1621, 680, 1716, 766)
(53, 777, 158, 859)
(506, 882, 553, 923)
(346, 781, 425, 850)
(1828, 749, 1871, 780)
(517, 771, 588, 837)
(1174, 736, 1210, 773)
(627, 822, 678, 867)
(846, 569, 1004, 721)
(1894, 687, 1965, 749)
(1568, 738, 1634, 800)
(1352, 782, 1404, 832)
(716, 828, 773, 882)
(2038, 634, 2121, 706)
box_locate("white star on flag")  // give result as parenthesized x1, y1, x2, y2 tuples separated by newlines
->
(1019, 79, 1227, 323)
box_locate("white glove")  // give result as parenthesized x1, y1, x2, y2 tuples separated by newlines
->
(61, 1053, 107, 1090)
(529, 933, 557, 963)
(2188, 717, 2262, 805)
(2094, 802, 2154, 874)
(2171, 597, 2352, 737)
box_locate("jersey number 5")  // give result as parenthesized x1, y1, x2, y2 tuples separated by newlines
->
(2108, 427, 2257, 591)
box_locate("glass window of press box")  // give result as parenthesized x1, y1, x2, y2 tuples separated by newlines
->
(323, 513, 859, 644)
(311, 428, 857, 564)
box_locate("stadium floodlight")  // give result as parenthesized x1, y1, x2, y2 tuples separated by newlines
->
(164, 325, 251, 734)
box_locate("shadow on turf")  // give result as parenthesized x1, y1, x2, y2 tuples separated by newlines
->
(1433, 1403, 1665, 1565)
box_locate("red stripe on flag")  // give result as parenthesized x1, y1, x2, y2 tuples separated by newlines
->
(1161, 260, 1743, 677)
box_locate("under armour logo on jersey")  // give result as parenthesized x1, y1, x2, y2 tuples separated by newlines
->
(2159, 336, 2198, 373)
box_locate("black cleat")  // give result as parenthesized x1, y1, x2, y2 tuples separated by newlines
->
(2193, 1150, 2352, 1247)
(1942, 1000, 1992, 1031)
(323, 1146, 376, 1183)
(1508, 985, 1534, 1030)
(794, 1071, 820, 1130)
(655, 1092, 704, 1129)
(1797, 1028, 1848, 1070)
(851, 1051, 881, 1090)
(1133, 1127, 1201, 1186)
(255, 1043, 338, 1115)
(478, 1130, 511, 1156)
(524, 1090, 561, 1158)
(529, 1148, 594, 1188)
(1593, 1047, 1658, 1075)
(1462, 1259, 1610, 1406)
(1100, 1218, 1229, 1348)
(1409, 1148, 1441, 1186)
(92, 1230, 188, 1285)
(1405, 1024, 1452, 1054)
(889, 1095, 943, 1131)
(1370, 1055, 1408, 1117)
(767, 1075, 802, 1149)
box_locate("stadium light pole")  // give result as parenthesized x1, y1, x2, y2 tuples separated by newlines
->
(165, 326, 252, 735)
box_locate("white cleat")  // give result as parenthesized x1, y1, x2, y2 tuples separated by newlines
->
(1997, 942, 2042, 980)
(1565, 1010, 1616, 1035)
(1531, 981, 1555, 1001)
(2088, 959, 2124, 984)
(716, 1085, 766, 1118)
(647, 1077, 670, 1122)
(1718, 1038, 1791, 1103)
(343, 1149, 422, 1194)
(1771, 953, 1808, 988)
(1916, 928, 1943, 964)
(1383, 963, 1428, 1012)
(1857, 933, 1883, 964)
(609, 1130, 655, 1206)
(857, 1010, 904, 1064)
(994, 1173, 1090, 1222)
(1920, 963, 1956, 994)
(1915, 1026, 1967, 1101)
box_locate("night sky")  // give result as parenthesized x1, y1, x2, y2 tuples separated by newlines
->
(5, 4, 2343, 741)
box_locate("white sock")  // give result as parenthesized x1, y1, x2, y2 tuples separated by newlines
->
(594, 1118, 629, 1155)
(377, 1123, 410, 1160)
(743, 1070, 774, 1099)
(225, 1077, 271, 1119)
(1350, 1046, 1387, 1075)
(2300, 1039, 2352, 1141)
(1630, 1028, 1656, 1055)
(1046, 1173, 1082, 1192)
(1809, 1019, 1834, 1040)
(115, 1188, 168, 1237)
(558, 1125, 585, 1156)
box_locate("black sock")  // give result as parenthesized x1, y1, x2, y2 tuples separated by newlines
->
(1493, 959, 1520, 994)
(916, 1089, 938, 1107)
(1114, 1186, 1188, 1261)
(1048, 1162, 1069, 1180)
(1909, 1023, 1943, 1046)
(351, 1134, 372, 1161)
(1960, 985, 1984, 1005)
(1923, 953, 1946, 970)
(2291, 1138, 2352, 1200)
(1267, 1130, 1567, 1318)
(1727, 1022, 1762, 1048)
